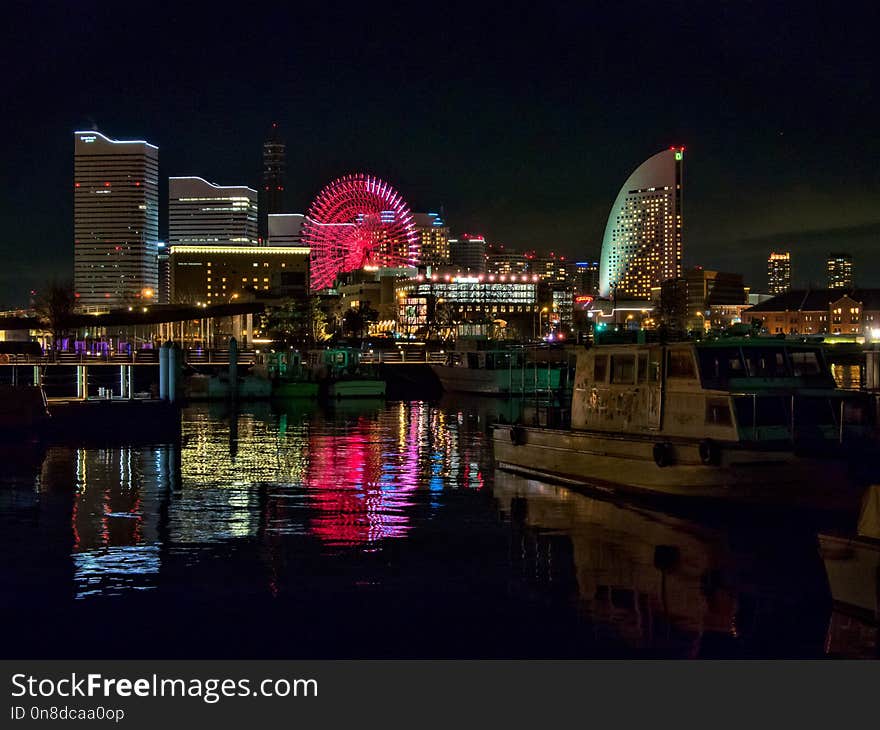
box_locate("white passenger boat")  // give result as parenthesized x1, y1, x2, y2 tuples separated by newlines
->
(493, 339, 875, 508)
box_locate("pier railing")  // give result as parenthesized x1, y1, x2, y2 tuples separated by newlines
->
(358, 351, 448, 365)
(0, 349, 257, 366)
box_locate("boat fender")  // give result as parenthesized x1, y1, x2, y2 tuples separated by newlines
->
(699, 438, 721, 466)
(510, 424, 527, 446)
(653, 441, 674, 468)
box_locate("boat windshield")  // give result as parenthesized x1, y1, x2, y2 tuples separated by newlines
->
(697, 345, 831, 389)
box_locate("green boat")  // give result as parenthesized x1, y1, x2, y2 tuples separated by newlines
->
(267, 351, 319, 399)
(314, 348, 386, 399)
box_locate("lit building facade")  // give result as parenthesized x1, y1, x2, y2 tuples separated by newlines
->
(599, 147, 683, 299)
(268, 213, 305, 246)
(169, 245, 309, 305)
(169, 177, 258, 247)
(395, 274, 539, 337)
(743, 289, 880, 337)
(767, 251, 791, 295)
(486, 244, 529, 276)
(259, 123, 286, 241)
(827, 252, 853, 289)
(575, 261, 600, 295)
(413, 212, 450, 267)
(74, 130, 159, 309)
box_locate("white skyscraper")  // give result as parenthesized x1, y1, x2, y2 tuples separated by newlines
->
(74, 131, 159, 308)
(599, 147, 684, 299)
(169, 177, 258, 247)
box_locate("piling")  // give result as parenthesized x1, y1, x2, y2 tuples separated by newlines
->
(159, 342, 170, 400)
(228, 336, 239, 399)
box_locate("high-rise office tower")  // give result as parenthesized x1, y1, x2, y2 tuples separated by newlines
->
(259, 122, 286, 242)
(827, 252, 853, 289)
(575, 261, 600, 295)
(767, 251, 792, 295)
(413, 212, 450, 267)
(74, 130, 159, 308)
(169, 177, 258, 247)
(599, 147, 684, 299)
(449, 234, 487, 273)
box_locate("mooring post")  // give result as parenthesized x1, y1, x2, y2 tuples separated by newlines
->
(159, 342, 170, 400)
(228, 336, 239, 399)
(168, 343, 179, 404)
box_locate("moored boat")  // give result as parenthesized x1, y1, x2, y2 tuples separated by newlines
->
(312, 347, 386, 399)
(493, 339, 877, 509)
(0, 385, 51, 441)
(431, 342, 571, 396)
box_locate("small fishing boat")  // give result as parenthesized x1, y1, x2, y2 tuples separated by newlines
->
(493, 339, 876, 509)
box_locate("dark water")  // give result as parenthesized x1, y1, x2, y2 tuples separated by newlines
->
(0, 398, 873, 658)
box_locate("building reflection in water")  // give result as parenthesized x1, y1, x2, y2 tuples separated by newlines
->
(69, 446, 171, 598)
(7, 397, 868, 658)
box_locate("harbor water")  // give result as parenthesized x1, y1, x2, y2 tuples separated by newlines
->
(0, 397, 869, 658)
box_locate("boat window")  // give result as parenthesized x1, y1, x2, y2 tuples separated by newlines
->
(637, 353, 649, 382)
(788, 348, 822, 377)
(742, 348, 788, 378)
(705, 397, 732, 426)
(593, 354, 608, 383)
(733, 395, 789, 428)
(667, 349, 696, 378)
(610, 354, 636, 384)
(794, 396, 836, 426)
(467, 353, 479, 368)
(697, 347, 746, 387)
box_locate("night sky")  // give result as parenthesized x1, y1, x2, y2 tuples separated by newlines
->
(1, 2, 878, 307)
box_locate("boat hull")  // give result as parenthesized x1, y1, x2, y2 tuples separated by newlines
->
(493, 424, 864, 510)
(272, 381, 319, 399)
(327, 380, 386, 398)
(431, 364, 560, 396)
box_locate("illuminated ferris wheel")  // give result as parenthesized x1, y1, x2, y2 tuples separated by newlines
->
(303, 173, 419, 291)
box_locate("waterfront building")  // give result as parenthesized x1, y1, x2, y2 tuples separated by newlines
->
(395, 273, 540, 338)
(767, 251, 791, 295)
(168, 244, 309, 305)
(259, 122, 286, 241)
(169, 177, 258, 247)
(268, 213, 306, 246)
(74, 130, 159, 309)
(827, 252, 853, 289)
(413, 212, 450, 267)
(743, 288, 880, 337)
(449, 234, 487, 273)
(599, 147, 684, 299)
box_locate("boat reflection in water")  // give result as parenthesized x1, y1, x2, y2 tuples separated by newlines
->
(494, 470, 833, 658)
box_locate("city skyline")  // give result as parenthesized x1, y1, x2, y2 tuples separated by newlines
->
(1, 4, 878, 307)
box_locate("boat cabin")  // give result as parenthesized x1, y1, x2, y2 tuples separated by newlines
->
(571, 340, 871, 444)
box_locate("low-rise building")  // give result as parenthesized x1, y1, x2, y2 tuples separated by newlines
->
(169, 245, 310, 305)
(743, 289, 880, 338)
